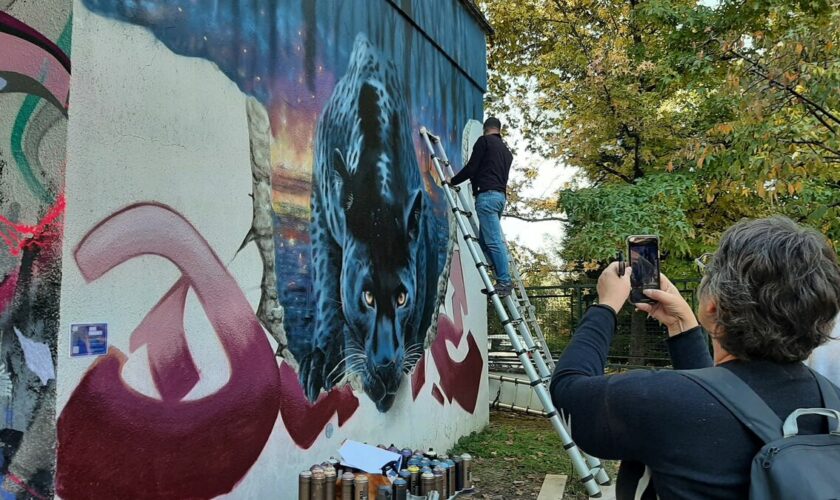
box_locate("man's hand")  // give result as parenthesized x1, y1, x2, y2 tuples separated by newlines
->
(635, 274, 699, 337)
(597, 262, 632, 314)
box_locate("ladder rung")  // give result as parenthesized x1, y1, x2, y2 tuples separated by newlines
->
(451, 207, 472, 217)
(500, 318, 523, 327)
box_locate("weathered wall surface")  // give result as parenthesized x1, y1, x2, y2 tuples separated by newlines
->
(0, 1, 71, 497)
(51, 0, 489, 498)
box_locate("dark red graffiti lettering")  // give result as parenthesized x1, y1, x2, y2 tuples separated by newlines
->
(57, 203, 282, 500)
(431, 314, 483, 414)
(278, 362, 359, 449)
(411, 353, 426, 400)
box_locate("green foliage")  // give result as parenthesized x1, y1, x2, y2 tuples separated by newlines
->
(485, 0, 840, 273)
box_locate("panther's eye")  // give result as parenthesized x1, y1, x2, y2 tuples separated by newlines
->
(396, 291, 407, 307)
(363, 291, 375, 307)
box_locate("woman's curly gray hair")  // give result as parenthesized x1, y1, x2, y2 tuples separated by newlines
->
(699, 216, 840, 363)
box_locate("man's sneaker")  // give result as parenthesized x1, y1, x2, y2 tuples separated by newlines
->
(495, 281, 513, 298)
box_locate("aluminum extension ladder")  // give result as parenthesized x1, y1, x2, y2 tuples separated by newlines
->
(420, 127, 611, 497)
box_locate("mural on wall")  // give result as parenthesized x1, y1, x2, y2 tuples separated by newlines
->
(55, 2, 488, 495)
(0, 6, 70, 498)
(303, 35, 442, 411)
(56, 203, 283, 499)
(79, 0, 483, 412)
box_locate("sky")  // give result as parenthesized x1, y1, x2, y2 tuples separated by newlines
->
(498, 123, 576, 258)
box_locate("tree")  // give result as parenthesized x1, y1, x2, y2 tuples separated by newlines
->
(485, 0, 840, 276)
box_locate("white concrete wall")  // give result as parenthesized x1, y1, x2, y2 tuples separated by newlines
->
(55, 3, 488, 498)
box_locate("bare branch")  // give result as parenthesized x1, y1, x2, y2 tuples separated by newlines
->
(503, 213, 569, 223)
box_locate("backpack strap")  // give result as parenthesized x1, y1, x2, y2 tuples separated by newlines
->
(678, 367, 783, 444)
(810, 368, 840, 411)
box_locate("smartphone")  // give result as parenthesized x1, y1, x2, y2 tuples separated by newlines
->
(627, 235, 661, 304)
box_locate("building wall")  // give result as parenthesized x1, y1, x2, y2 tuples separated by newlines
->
(48, 0, 486, 498)
(0, 1, 71, 497)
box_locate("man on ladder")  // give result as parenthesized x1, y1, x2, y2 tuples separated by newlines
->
(449, 117, 514, 297)
(420, 123, 611, 497)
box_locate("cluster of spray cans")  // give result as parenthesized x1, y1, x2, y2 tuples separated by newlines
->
(299, 446, 473, 500)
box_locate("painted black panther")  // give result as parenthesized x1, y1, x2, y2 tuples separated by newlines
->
(300, 34, 438, 412)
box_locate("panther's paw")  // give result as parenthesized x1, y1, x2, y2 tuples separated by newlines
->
(299, 348, 326, 401)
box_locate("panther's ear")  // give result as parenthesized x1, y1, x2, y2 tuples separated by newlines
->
(406, 190, 423, 242)
(332, 148, 354, 211)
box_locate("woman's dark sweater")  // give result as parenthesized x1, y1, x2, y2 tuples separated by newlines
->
(550, 306, 839, 499)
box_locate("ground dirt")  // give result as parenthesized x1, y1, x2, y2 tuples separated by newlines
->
(451, 410, 617, 499)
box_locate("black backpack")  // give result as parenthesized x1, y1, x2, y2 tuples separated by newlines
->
(679, 367, 840, 499)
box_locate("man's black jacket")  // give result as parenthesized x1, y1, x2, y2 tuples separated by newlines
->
(451, 133, 512, 196)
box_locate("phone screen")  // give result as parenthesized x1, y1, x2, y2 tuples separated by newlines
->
(628, 236, 660, 304)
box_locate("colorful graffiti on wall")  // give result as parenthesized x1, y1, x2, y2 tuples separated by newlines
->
(56, 203, 283, 499)
(0, 5, 71, 498)
(55, 0, 487, 497)
(79, 0, 484, 411)
(302, 34, 442, 411)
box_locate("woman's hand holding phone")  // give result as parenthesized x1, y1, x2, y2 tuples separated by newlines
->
(597, 262, 633, 314)
(635, 274, 700, 337)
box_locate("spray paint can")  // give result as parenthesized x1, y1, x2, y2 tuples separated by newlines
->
(453, 456, 464, 491)
(299, 470, 312, 500)
(400, 449, 412, 463)
(311, 469, 326, 500)
(397, 469, 410, 495)
(408, 466, 420, 495)
(439, 462, 450, 497)
(324, 467, 336, 499)
(393, 478, 407, 500)
(445, 459, 456, 495)
(376, 485, 392, 500)
(341, 472, 355, 500)
(425, 448, 438, 460)
(353, 474, 368, 500)
(420, 471, 435, 495)
(433, 467, 445, 496)
(461, 453, 473, 489)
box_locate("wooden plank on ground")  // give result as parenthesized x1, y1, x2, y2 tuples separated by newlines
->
(537, 474, 567, 500)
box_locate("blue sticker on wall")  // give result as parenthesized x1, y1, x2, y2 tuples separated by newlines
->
(70, 323, 108, 357)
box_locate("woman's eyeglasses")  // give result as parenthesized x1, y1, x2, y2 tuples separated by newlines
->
(695, 253, 714, 274)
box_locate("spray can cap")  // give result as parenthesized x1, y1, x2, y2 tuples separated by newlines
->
(299, 470, 312, 478)
(342, 472, 355, 481)
(461, 453, 472, 460)
(407, 465, 420, 473)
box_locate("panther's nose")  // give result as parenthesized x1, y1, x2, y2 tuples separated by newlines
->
(371, 318, 400, 366)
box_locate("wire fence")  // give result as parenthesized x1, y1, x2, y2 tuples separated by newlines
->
(488, 279, 703, 370)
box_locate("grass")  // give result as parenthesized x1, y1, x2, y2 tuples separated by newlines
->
(451, 411, 616, 499)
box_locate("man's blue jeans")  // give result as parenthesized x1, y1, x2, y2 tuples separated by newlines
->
(474, 191, 511, 284)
